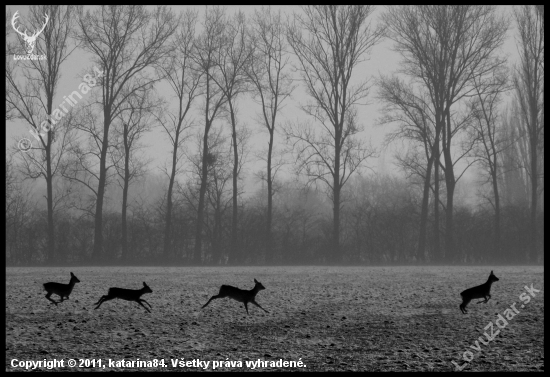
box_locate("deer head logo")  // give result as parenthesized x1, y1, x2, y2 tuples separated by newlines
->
(11, 11, 49, 55)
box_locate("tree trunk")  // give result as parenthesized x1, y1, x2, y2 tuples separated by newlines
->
(121, 138, 130, 262)
(194, 122, 210, 265)
(164, 129, 180, 259)
(333, 144, 341, 264)
(530, 132, 537, 263)
(46, 131, 55, 265)
(418, 152, 434, 262)
(93, 180, 105, 262)
(266, 129, 274, 264)
(444, 179, 455, 262)
(229, 100, 239, 265)
(93, 110, 111, 263)
(164, 184, 174, 258)
(45, 92, 55, 265)
(121, 182, 128, 262)
(443, 111, 456, 262)
(433, 133, 441, 262)
(492, 172, 501, 260)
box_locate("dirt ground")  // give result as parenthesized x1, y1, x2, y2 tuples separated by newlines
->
(5, 266, 544, 372)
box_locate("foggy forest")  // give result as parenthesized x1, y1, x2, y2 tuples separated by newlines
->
(6, 5, 544, 266)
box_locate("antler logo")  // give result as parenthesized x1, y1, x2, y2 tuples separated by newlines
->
(11, 11, 49, 55)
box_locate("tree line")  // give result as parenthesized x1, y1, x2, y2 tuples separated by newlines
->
(6, 5, 544, 265)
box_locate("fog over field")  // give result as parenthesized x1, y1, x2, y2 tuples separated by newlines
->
(6, 5, 543, 267)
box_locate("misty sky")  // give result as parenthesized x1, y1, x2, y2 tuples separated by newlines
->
(5, 5, 520, 196)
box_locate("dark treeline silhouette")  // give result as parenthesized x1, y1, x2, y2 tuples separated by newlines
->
(5, 168, 543, 265)
(6, 6, 544, 266)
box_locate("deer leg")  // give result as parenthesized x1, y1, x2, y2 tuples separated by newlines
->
(201, 295, 221, 309)
(45, 292, 59, 306)
(251, 300, 269, 313)
(94, 296, 106, 307)
(136, 300, 151, 313)
(477, 296, 490, 304)
(244, 302, 249, 315)
(94, 295, 113, 309)
(140, 299, 152, 309)
(460, 298, 471, 314)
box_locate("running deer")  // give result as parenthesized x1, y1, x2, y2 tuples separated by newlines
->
(43, 272, 80, 305)
(459, 270, 499, 314)
(202, 278, 269, 315)
(94, 282, 153, 313)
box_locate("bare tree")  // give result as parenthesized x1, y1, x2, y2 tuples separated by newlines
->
(60, 104, 116, 226)
(75, 5, 177, 262)
(383, 5, 508, 260)
(156, 9, 201, 259)
(377, 76, 437, 262)
(286, 5, 382, 262)
(513, 5, 544, 262)
(6, 5, 80, 264)
(192, 6, 228, 264)
(204, 128, 233, 265)
(246, 6, 295, 263)
(111, 88, 156, 262)
(468, 68, 511, 258)
(210, 10, 253, 264)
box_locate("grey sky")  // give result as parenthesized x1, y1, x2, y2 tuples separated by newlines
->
(6, 5, 519, 197)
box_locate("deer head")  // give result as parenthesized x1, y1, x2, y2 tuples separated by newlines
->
(12, 11, 49, 55)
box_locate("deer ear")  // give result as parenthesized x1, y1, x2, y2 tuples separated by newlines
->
(490, 270, 494, 274)
(254, 278, 258, 284)
(143, 282, 147, 286)
(71, 272, 74, 276)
